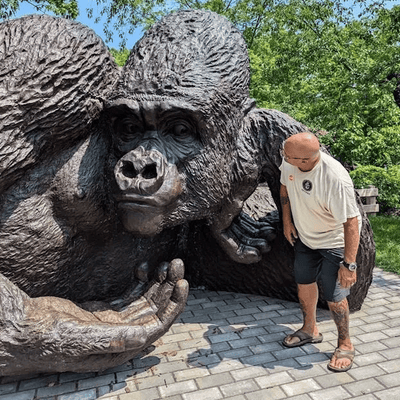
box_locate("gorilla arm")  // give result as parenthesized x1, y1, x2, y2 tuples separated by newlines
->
(0, 260, 188, 376)
(210, 108, 307, 264)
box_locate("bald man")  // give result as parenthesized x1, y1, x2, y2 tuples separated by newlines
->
(279, 132, 361, 373)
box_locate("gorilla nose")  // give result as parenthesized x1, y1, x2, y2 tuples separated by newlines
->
(114, 146, 165, 195)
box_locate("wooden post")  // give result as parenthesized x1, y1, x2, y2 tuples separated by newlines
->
(355, 185, 379, 216)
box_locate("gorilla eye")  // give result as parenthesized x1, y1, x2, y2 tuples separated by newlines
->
(114, 117, 142, 141)
(173, 124, 190, 137)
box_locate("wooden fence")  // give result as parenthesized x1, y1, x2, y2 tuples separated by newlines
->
(355, 185, 379, 216)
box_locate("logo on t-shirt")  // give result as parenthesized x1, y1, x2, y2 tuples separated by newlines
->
(302, 180, 312, 192)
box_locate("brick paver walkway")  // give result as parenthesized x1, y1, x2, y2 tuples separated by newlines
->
(1, 267, 399, 400)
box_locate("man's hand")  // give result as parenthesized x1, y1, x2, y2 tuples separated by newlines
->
(283, 221, 298, 246)
(338, 264, 357, 289)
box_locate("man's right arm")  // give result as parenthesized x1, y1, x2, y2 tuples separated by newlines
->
(280, 184, 298, 246)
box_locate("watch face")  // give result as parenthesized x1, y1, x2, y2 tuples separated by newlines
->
(349, 264, 357, 271)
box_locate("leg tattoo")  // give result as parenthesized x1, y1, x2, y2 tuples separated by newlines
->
(328, 298, 350, 343)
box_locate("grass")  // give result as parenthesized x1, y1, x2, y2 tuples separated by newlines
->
(369, 215, 400, 275)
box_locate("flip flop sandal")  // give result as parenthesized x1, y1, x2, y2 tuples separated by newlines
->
(327, 347, 355, 373)
(282, 329, 323, 348)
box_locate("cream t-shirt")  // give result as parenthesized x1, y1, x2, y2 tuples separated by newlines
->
(280, 151, 361, 249)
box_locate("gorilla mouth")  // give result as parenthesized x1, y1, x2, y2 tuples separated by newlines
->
(115, 194, 163, 208)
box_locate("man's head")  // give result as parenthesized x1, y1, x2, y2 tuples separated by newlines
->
(282, 132, 320, 172)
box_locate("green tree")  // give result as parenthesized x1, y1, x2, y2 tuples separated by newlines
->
(1, 0, 78, 19)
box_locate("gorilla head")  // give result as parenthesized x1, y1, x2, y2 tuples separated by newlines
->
(108, 10, 258, 236)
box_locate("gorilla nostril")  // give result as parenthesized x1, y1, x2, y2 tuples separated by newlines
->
(121, 161, 137, 179)
(142, 163, 158, 179)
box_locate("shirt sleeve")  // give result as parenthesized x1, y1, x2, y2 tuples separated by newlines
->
(280, 159, 288, 186)
(329, 183, 360, 224)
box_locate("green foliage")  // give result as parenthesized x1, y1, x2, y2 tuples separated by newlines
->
(350, 165, 400, 210)
(109, 48, 130, 66)
(369, 215, 400, 274)
(1, 0, 78, 19)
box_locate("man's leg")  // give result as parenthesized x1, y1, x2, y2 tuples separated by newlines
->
(285, 240, 322, 345)
(327, 297, 354, 369)
(284, 282, 320, 345)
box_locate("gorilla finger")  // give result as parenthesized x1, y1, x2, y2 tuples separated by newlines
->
(63, 324, 147, 356)
(167, 258, 185, 283)
(157, 279, 189, 324)
(155, 262, 169, 283)
(258, 227, 277, 241)
(136, 261, 149, 282)
(236, 244, 262, 264)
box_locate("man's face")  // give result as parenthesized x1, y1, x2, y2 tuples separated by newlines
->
(281, 144, 320, 172)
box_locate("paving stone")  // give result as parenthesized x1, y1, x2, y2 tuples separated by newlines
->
(196, 371, 234, 389)
(227, 314, 257, 324)
(37, 381, 77, 397)
(182, 387, 223, 400)
(376, 371, 400, 388)
(228, 336, 261, 349)
(375, 386, 400, 400)
(119, 387, 160, 399)
(207, 331, 241, 344)
(58, 389, 97, 400)
(174, 367, 210, 382)
(250, 342, 282, 354)
(243, 386, 286, 399)
(380, 338, 400, 349)
(240, 352, 277, 366)
(219, 379, 259, 397)
(238, 327, 268, 338)
(354, 352, 388, 366)
(97, 385, 112, 398)
(309, 386, 352, 400)
(287, 364, 326, 380)
(264, 357, 301, 372)
(355, 341, 388, 354)
(230, 365, 266, 381)
(343, 378, 385, 397)
(131, 372, 175, 391)
(272, 347, 307, 361)
(281, 378, 321, 396)
(0, 391, 36, 400)
(348, 364, 387, 381)
(219, 347, 253, 360)
(348, 395, 377, 400)
(158, 380, 197, 398)
(255, 371, 294, 387)
(153, 360, 191, 375)
(188, 353, 221, 368)
(314, 371, 354, 388)
(0, 382, 17, 395)
(78, 374, 115, 391)
(208, 359, 245, 374)
(377, 359, 400, 373)
(19, 375, 59, 391)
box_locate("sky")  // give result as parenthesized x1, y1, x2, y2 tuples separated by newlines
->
(14, 0, 400, 50)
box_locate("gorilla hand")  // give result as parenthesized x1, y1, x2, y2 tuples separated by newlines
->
(0, 259, 188, 376)
(212, 211, 278, 264)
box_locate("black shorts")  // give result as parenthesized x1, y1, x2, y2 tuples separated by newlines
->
(293, 239, 350, 303)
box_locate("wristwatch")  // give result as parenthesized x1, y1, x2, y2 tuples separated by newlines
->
(340, 260, 357, 272)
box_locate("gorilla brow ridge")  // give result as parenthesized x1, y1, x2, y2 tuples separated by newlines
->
(120, 10, 250, 108)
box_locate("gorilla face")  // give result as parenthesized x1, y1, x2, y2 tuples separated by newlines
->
(109, 97, 237, 236)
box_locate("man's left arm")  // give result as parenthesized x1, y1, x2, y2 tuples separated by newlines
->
(339, 216, 360, 288)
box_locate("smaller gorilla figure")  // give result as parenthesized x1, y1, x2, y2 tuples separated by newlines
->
(0, 10, 375, 376)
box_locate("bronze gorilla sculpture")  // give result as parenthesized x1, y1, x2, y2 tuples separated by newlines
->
(0, 10, 375, 376)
